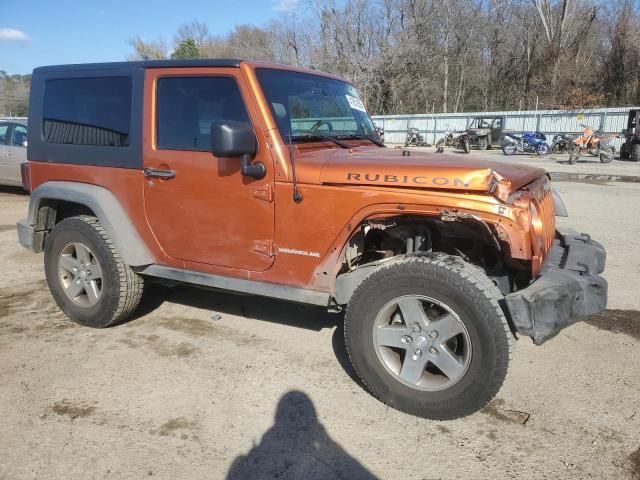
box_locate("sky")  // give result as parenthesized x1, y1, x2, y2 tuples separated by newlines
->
(0, 0, 300, 74)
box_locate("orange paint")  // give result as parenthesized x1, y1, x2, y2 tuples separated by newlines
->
(29, 60, 554, 292)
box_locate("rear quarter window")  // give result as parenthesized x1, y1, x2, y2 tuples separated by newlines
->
(43, 77, 132, 147)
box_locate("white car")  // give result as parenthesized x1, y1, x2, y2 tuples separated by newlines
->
(0, 119, 28, 187)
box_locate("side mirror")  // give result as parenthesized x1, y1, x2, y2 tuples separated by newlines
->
(211, 121, 265, 180)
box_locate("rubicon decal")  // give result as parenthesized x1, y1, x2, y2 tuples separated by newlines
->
(347, 173, 471, 187)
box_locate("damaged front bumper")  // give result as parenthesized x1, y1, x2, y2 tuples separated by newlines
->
(504, 230, 607, 345)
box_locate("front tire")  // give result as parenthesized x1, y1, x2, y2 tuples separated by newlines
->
(536, 143, 550, 156)
(631, 143, 640, 162)
(462, 138, 471, 154)
(476, 138, 488, 150)
(344, 255, 513, 420)
(44, 215, 144, 328)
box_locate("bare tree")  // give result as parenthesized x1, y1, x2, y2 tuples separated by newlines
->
(121, 0, 640, 114)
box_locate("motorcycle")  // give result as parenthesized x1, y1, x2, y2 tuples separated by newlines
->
(568, 125, 617, 164)
(435, 128, 471, 154)
(501, 132, 550, 156)
(550, 134, 574, 154)
(404, 127, 428, 147)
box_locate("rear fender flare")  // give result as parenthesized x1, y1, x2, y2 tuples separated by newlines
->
(27, 181, 154, 266)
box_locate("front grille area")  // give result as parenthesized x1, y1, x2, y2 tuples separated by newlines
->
(531, 177, 556, 258)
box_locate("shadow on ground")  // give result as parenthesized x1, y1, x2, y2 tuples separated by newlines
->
(586, 309, 640, 341)
(128, 283, 338, 332)
(226, 390, 377, 480)
(0, 185, 28, 196)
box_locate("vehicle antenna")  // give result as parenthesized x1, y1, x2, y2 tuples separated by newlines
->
(288, 133, 303, 203)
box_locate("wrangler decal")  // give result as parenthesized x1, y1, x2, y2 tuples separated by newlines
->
(346, 172, 471, 188)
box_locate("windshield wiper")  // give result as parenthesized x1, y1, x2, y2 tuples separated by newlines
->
(292, 133, 350, 149)
(342, 133, 386, 147)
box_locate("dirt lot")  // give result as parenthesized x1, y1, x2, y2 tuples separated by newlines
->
(1, 169, 639, 479)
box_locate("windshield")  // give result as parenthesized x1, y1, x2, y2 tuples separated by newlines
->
(255, 68, 375, 143)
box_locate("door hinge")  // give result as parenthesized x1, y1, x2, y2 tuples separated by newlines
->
(252, 185, 274, 203)
(253, 240, 275, 257)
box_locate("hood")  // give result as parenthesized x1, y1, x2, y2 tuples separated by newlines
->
(295, 145, 546, 202)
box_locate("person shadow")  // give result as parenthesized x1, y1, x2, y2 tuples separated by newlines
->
(226, 391, 378, 480)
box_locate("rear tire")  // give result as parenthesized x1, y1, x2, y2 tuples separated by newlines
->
(344, 254, 513, 420)
(599, 146, 615, 163)
(536, 144, 550, 156)
(463, 138, 470, 154)
(631, 143, 640, 162)
(44, 215, 144, 328)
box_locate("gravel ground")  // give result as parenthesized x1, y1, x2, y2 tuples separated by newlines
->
(0, 172, 639, 480)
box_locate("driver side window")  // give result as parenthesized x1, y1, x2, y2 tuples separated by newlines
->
(0, 124, 8, 144)
(11, 125, 27, 147)
(156, 76, 250, 152)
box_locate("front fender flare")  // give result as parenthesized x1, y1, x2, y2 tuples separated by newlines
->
(25, 181, 154, 266)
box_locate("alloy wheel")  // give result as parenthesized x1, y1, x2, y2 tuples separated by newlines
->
(58, 242, 103, 308)
(372, 295, 472, 391)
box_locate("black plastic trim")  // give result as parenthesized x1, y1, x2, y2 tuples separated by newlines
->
(504, 230, 607, 345)
(32, 59, 242, 75)
(28, 67, 144, 169)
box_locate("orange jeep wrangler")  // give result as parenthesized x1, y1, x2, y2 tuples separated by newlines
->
(18, 60, 607, 419)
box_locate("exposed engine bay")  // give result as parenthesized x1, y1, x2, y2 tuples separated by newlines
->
(343, 215, 531, 294)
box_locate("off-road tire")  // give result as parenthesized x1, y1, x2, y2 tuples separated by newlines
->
(551, 143, 562, 154)
(344, 254, 513, 420)
(476, 138, 488, 151)
(631, 143, 640, 162)
(620, 142, 629, 159)
(44, 215, 144, 328)
(599, 146, 615, 163)
(462, 138, 471, 154)
(568, 148, 580, 164)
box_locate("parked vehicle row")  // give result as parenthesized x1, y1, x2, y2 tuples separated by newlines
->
(403, 111, 636, 166)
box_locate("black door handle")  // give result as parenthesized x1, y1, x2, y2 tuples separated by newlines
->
(144, 167, 176, 179)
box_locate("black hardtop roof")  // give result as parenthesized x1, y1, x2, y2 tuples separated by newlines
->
(33, 59, 243, 74)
